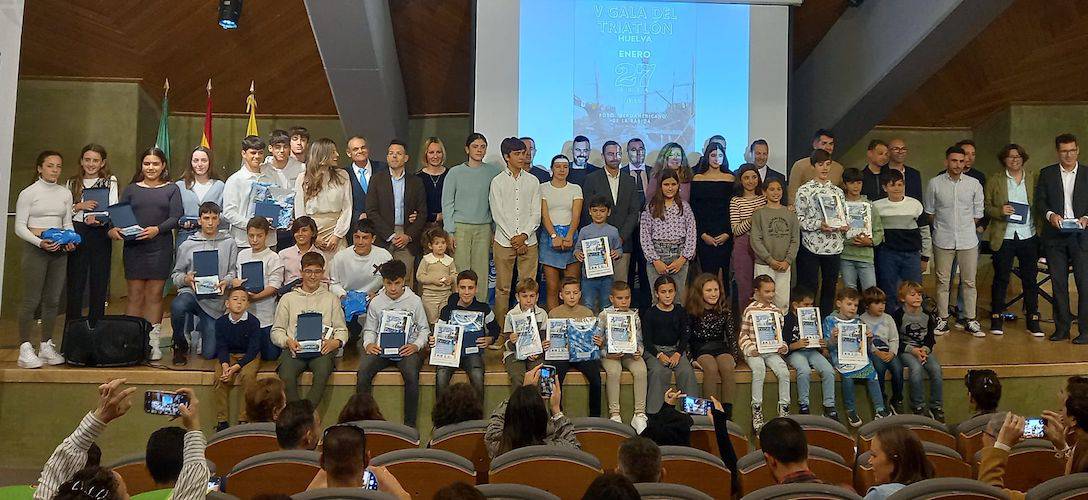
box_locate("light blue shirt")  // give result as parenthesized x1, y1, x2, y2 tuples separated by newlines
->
(391, 170, 406, 225)
(1004, 171, 1034, 240)
(923, 172, 984, 250)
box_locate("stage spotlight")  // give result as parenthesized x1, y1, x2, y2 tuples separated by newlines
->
(218, 0, 242, 29)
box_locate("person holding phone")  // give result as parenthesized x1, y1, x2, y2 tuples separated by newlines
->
(303, 424, 410, 499)
(484, 365, 579, 459)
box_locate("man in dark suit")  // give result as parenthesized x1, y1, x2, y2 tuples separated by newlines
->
(346, 135, 388, 224)
(625, 138, 652, 308)
(583, 140, 640, 279)
(569, 134, 601, 186)
(751, 139, 786, 186)
(366, 139, 428, 288)
(1034, 133, 1088, 344)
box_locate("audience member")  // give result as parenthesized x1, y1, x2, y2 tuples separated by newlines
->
(948, 369, 1001, 436)
(306, 423, 409, 499)
(245, 378, 287, 422)
(338, 392, 386, 423)
(432, 382, 484, 429)
(275, 400, 320, 450)
(759, 417, 821, 484)
(581, 473, 640, 500)
(485, 366, 578, 459)
(617, 436, 662, 483)
(864, 426, 935, 499)
(433, 482, 486, 500)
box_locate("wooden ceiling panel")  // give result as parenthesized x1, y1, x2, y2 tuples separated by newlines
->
(791, 0, 849, 68)
(388, 0, 473, 116)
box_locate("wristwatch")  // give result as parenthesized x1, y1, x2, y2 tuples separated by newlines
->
(550, 233, 558, 239)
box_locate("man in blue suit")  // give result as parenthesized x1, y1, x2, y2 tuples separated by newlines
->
(345, 135, 388, 223)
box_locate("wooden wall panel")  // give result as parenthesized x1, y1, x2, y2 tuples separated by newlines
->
(791, 0, 849, 69)
(389, 0, 473, 116)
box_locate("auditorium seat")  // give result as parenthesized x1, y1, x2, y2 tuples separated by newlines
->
(291, 488, 396, 499)
(858, 415, 956, 453)
(474, 483, 560, 500)
(225, 449, 320, 499)
(571, 416, 636, 471)
(690, 415, 750, 457)
(786, 414, 858, 466)
(886, 478, 1009, 500)
(429, 419, 490, 484)
(109, 454, 159, 495)
(206, 422, 279, 473)
(206, 492, 240, 500)
(856, 442, 969, 492)
(972, 439, 1065, 493)
(738, 446, 852, 494)
(342, 420, 420, 457)
(488, 445, 602, 498)
(634, 482, 715, 500)
(953, 411, 1005, 475)
(1026, 472, 1088, 500)
(740, 482, 863, 500)
(369, 448, 475, 498)
(659, 445, 732, 499)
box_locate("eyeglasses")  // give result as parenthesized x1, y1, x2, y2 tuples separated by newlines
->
(302, 269, 324, 275)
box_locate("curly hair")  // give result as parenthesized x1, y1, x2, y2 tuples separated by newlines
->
(432, 383, 484, 429)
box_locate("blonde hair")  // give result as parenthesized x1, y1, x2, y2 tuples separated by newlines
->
(418, 136, 447, 172)
(302, 138, 346, 202)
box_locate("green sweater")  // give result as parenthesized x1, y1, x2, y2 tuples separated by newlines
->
(841, 196, 884, 263)
(441, 161, 503, 233)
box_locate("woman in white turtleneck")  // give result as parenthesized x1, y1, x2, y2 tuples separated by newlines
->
(14, 150, 75, 368)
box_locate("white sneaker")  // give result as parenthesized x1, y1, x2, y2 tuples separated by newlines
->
(18, 342, 43, 369)
(966, 320, 985, 338)
(631, 413, 648, 434)
(189, 329, 202, 355)
(610, 414, 623, 424)
(149, 324, 163, 361)
(38, 340, 65, 365)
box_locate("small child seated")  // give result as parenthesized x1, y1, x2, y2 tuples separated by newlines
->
(597, 281, 649, 432)
(783, 287, 838, 420)
(642, 275, 699, 416)
(432, 269, 497, 399)
(825, 287, 889, 428)
(739, 275, 792, 431)
(213, 286, 263, 431)
(861, 286, 904, 415)
(892, 281, 944, 422)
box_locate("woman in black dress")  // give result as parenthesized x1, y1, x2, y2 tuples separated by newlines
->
(416, 136, 448, 227)
(109, 147, 183, 339)
(690, 141, 735, 286)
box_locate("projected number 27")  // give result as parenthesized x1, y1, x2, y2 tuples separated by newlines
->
(615, 63, 656, 88)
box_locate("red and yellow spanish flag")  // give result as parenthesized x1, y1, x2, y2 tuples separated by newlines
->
(200, 79, 213, 149)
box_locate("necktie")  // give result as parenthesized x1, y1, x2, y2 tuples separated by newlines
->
(359, 167, 368, 193)
(632, 169, 645, 193)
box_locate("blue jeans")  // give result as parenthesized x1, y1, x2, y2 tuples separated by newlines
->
(875, 248, 922, 313)
(582, 276, 613, 314)
(871, 354, 904, 406)
(841, 375, 885, 413)
(841, 259, 876, 290)
(258, 325, 281, 361)
(787, 350, 836, 407)
(169, 292, 218, 359)
(899, 350, 943, 409)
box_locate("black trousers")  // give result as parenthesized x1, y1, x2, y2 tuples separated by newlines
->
(553, 359, 603, 417)
(65, 222, 112, 320)
(990, 235, 1039, 315)
(796, 246, 841, 316)
(630, 224, 651, 309)
(1044, 235, 1088, 338)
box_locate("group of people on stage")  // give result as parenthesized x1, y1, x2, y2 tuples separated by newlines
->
(13, 124, 1088, 433)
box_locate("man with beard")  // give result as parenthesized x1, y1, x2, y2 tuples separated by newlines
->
(569, 134, 601, 186)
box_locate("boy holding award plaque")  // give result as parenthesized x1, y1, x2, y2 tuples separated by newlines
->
(738, 275, 791, 431)
(502, 278, 548, 391)
(432, 269, 499, 399)
(598, 281, 648, 432)
(795, 149, 848, 315)
(547, 277, 604, 417)
(575, 196, 622, 313)
(824, 287, 889, 428)
(840, 168, 884, 291)
(782, 287, 838, 420)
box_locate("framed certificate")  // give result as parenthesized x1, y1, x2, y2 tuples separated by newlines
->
(429, 322, 463, 368)
(605, 312, 638, 354)
(581, 236, 614, 279)
(845, 201, 872, 239)
(750, 310, 783, 354)
(544, 319, 570, 361)
(512, 310, 543, 360)
(797, 307, 823, 349)
(819, 193, 847, 227)
(837, 321, 868, 366)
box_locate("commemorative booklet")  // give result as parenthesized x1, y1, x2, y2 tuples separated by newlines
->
(378, 310, 412, 358)
(837, 320, 868, 366)
(429, 322, 463, 368)
(1007, 201, 1029, 224)
(192, 249, 220, 298)
(1060, 218, 1085, 232)
(296, 312, 332, 356)
(108, 203, 142, 239)
(240, 261, 265, 292)
(82, 187, 111, 222)
(249, 182, 296, 229)
(512, 310, 543, 360)
(605, 312, 638, 354)
(567, 318, 600, 362)
(581, 236, 614, 278)
(797, 307, 823, 348)
(750, 310, 783, 354)
(845, 201, 872, 239)
(818, 193, 847, 227)
(545, 319, 570, 361)
(449, 310, 485, 355)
